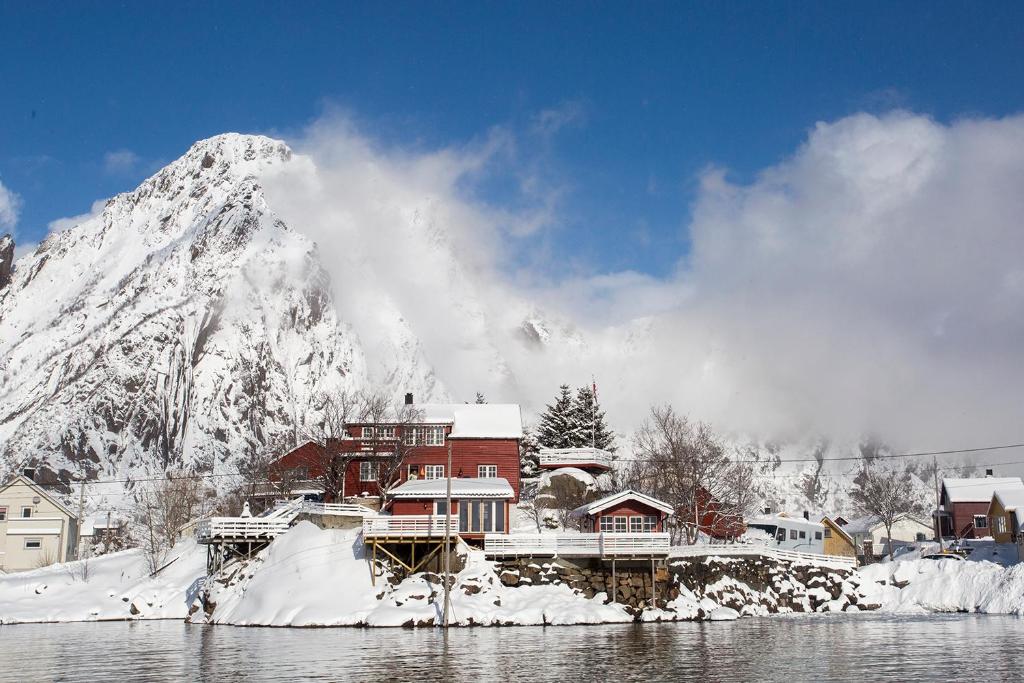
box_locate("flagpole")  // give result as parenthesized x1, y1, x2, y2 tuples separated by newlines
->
(442, 437, 453, 628)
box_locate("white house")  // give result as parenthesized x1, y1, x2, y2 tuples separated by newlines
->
(0, 475, 79, 572)
(842, 513, 933, 557)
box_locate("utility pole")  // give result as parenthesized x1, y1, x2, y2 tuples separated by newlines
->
(933, 456, 944, 552)
(76, 475, 87, 561)
(442, 437, 453, 628)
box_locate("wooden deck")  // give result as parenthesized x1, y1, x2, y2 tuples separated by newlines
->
(669, 543, 857, 567)
(483, 532, 671, 558)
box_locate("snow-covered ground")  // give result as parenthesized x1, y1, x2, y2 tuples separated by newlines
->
(2, 526, 1023, 626)
(0, 540, 205, 624)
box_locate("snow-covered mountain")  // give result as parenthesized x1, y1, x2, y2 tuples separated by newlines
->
(0, 134, 513, 492)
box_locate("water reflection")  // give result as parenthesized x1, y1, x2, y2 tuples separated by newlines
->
(1, 614, 1022, 682)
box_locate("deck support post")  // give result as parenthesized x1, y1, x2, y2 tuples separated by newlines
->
(650, 557, 656, 606)
(371, 541, 378, 586)
(611, 558, 617, 603)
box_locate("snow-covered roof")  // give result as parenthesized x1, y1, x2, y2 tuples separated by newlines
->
(746, 514, 823, 532)
(992, 488, 1024, 512)
(942, 477, 1024, 504)
(570, 489, 674, 517)
(841, 513, 931, 534)
(80, 516, 123, 536)
(388, 477, 514, 499)
(357, 403, 523, 439)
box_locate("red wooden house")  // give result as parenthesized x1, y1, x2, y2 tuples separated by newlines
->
(271, 399, 524, 504)
(937, 476, 1024, 539)
(570, 490, 674, 533)
(693, 486, 746, 540)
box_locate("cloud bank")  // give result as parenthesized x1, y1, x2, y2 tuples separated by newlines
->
(0, 180, 20, 230)
(260, 110, 1024, 451)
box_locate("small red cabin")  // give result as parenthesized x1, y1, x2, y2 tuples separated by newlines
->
(570, 490, 674, 533)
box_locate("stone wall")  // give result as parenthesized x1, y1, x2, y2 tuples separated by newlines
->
(494, 557, 675, 610)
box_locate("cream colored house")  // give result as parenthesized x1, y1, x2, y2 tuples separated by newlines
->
(842, 513, 933, 558)
(0, 476, 79, 572)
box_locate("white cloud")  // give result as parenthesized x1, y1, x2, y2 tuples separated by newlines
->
(263, 110, 1024, 453)
(0, 179, 20, 230)
(103, 149, 140, 174)
(533, 101, 586, 137)
(47, 199, 107, 234)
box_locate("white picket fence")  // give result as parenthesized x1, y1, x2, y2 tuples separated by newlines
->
(300, 501, 376, 517)
(669, 543, 857, 567)
(538, 447, 615, 470)
(196, 517, 292, 543)
(362, 515, 459, 538)
(484, 532, 671, 557)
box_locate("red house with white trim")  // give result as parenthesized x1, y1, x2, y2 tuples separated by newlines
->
(570, 490, 674, 533)
(271, 399, 524, 504)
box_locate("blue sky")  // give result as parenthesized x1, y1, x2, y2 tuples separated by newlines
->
(2, 2, 1023, 275)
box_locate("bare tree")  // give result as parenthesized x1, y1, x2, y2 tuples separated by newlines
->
(624, 406, 756, 545)
(848, 461, 926, 560)
(298, 389, 363, 502)
(132, 472, 212, 572)
(372, 398, 423, 496)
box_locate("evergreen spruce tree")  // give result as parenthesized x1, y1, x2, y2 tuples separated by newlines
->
(569, 385, 616, 451)
(474, 392, 487, 404)
(519, 426, 541, 478)
(536, 384, 575, 449)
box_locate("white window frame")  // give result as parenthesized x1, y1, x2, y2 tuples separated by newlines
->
(824, 528, 832, 538)
(24, 538, 42, 550)
(629, 516, 643, 532)
(974, 515, 988, 529)
(376, 425, 396, 440)
(21, 506, 32, 518)
(361, 426, 374, 439)
(358, 461, 378, 482)
(423, 464, 445, 480)
(642, 515, 658, 532)
(478, 464, 498, 478)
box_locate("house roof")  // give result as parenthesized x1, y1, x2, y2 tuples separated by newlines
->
(0, 475, 77, 518)
(841, 513, 931, 534)
(942, 477, 1024, 504)
(747, 513, 824, 532)
(991, 488, 1024, 513)
(354, 403, 523, 439)
(569, 489, 675, 517)
(820, 516, 854, 544)
(388, 477, 515, 499)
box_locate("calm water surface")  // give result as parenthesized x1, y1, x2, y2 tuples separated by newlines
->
(1, 614, 1021, 682)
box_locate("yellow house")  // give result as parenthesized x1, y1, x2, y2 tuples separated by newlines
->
(820, 516, 856, 559)
(0, 475, 79, 572)
(988, 488, 1024, 544)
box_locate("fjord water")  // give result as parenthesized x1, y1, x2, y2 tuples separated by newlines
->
(1, 614, 1021, 681)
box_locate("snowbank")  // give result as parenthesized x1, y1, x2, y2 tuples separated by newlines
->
(858, 558, 1024, 615)
(0, 540, 205, 624)
(199, 522, 635, 627)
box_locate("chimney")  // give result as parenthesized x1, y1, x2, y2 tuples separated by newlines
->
(985, 468, 994, 477)
(405, 392, 414, 405)
(803, 510, 810, 520)
(22, 467, 35, 482)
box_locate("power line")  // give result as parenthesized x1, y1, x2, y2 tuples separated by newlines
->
(615, 442, 1024, 464)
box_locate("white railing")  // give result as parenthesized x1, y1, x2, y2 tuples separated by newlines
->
(669, 544, 857, 567)
(484, 532, 671, 557)
(300, 501, 376, 517)
(196, 517, 292, 543)
(538, 447, 614, 469)
(362, 515, 459, 538)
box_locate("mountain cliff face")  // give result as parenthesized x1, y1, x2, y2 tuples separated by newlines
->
(0, 134, 457, 491)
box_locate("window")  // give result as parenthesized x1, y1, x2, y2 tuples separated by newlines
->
(994, 517, 1007, 534)
(600, 516, 614, 532)
(478, 464, 498, 478)
(824, 528, 832, 538)
(21, 507, 32, 518)
(629, 516, 643, 532)
(814, 531, 822, 540)
(599, 516, 629, 533)
(423, 464, 445, 480)
(361, 426, 375, 439)
(404, 426, 445, 446)
(458, 500, 504, 533)
(789, 529, 797, 540)
(0, 507, 6, 521)
(435, 501, 449, 516)
(376, 426, 396, 440)
(359, 461, 378, 482)
(643, 515, 658, 532)
(775, 528, 786, 542)
(799, 530, 806, 539)
(974, 515, 988, 529)
(24, 538, 41, 550)
(614, 516, 627, 533)
(915, 532, 928, 542)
